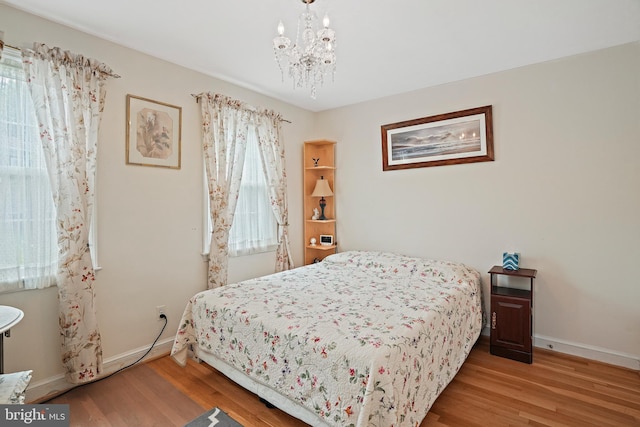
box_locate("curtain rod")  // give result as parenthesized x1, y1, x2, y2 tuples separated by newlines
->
(1, 42, 121, 79)
(190, 93, 291, 123)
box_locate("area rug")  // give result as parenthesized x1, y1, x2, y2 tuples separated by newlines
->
(185, 407, 243, 427)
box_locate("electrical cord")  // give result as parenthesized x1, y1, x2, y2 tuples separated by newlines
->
(41, 313, 168, 403)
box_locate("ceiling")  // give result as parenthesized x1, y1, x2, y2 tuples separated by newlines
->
(2, 0, 639, 112)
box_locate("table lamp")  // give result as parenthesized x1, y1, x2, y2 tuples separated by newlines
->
(311, 176, 333, 220)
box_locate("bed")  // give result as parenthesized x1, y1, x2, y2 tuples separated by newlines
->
(171, 250, 483, 426)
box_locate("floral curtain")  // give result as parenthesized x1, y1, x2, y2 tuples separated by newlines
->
(199, 93, 251, 288)
(22, 43, 114, 384)
(255, 110, 293, 271)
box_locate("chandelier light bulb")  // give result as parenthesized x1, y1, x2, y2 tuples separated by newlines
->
(272, 0, 336, 99)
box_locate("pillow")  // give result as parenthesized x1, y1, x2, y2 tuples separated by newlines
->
(322, 250, 480, 285)
(0, 370, 33, 404)
(321, 250, 420, 277)
(322, 250, 408, 267)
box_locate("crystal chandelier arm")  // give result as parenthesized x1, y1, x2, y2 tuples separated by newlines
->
(273, 0, 336, 99)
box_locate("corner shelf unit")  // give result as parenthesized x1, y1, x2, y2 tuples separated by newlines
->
(303, 140, 336, 265)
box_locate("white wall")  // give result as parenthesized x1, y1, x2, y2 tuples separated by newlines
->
(0, 4, 313, 397)
(315, 42, 640, 367)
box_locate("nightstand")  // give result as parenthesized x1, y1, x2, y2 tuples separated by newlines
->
(488, 266, 537, 364)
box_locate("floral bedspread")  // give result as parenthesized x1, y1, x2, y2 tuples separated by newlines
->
(171, 251, 483, 427)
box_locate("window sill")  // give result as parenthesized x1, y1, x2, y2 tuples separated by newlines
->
(201, 246, 278, 262)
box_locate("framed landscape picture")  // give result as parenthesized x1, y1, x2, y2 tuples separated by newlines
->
(126, 95, 182, 169)
(381, 105, 494, 171)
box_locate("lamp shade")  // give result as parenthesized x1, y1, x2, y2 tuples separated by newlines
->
(311, 177, 333, 197)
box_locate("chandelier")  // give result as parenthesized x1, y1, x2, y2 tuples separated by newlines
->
(273, 0, 336, 99)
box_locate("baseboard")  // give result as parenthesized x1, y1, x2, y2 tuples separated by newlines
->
(533, 335, 639, 370)
(481, 327, 639, 370)
(26, 337, 175, 403)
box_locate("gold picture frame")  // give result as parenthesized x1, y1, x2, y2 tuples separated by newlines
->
(126, 94, 182, 169)
(381, 105, 494, 170)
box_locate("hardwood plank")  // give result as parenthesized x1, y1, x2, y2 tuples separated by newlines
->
(43, 338, 640, 426)
(48, 363, 204, 426)
(151, 356, 307, 427)
(124, 364, 205, 425)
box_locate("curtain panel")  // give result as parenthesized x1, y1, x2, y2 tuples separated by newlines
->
(197, 92, 292, 288)
(21, 43, 114, 384)
(199, 93, 250, 289)
(255, 111, 293, 271)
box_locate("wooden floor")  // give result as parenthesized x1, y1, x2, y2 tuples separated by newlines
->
(45, 338, 640, 426)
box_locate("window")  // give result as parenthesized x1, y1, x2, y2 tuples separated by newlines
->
(0, 47, 57, 292)
(204, 127, 278, 257)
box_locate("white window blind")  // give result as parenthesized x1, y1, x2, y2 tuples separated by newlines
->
(0, 47, 57, 292)
(205, 128, 278, 257)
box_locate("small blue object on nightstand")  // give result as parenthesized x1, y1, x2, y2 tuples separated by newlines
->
(502, 252, 520, 270)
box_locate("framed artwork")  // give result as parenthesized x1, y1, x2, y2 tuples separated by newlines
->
(126, 94, 182, 169)
(381, 105, 494, 171)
